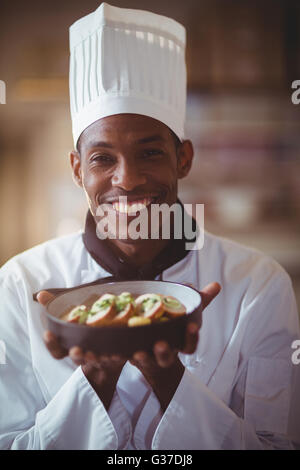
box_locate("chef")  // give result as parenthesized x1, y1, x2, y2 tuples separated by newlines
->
(0, 3, 300, 450)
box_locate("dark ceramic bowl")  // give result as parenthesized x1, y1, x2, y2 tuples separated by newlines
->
(46, 280, 202, 356)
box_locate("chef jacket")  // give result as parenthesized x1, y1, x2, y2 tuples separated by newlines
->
(0, 230, 299, 449)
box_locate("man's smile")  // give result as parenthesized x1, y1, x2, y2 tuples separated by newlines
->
(112, 197, 153, 215)
(99, 193, 163, 216)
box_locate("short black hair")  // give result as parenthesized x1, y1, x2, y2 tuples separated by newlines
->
(76, 134, 82, 154)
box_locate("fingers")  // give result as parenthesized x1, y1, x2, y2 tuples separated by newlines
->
(200, 282, 221, 309)
(130, 350, 157, 376)
(43, 327, 128, 372)
(181, 322, 199, 354)
(82, 350, 100, 368)
(153, 341, 177, 368)
(130, 342, 177, 370)
(69, 346, 85, 365)
(130, 324, 199, 363)
(43, 331, 99, 366)
(43, 330, 68, 359)
(40, 293, 67, 359)
(69, 347, 127, 373)
(178, 282, 221, 356)
(69, 348, 106, 367)
(131, 350, 152, 368)
(37, 290, 55, 306)
(69, 348, 101, 367)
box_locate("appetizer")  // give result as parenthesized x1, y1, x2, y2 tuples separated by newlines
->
(135, 293, 164, 319)
(86, 293, 116, 326)
(67, 305, 89, 324)
(64, 291, 186, 327)
(112, 292, 135, 325)
(161, 295, 187, 318)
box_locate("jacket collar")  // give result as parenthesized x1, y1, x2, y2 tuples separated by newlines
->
(82, 199, 197, 281)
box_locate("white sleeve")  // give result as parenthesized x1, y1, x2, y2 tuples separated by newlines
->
(150, 364, 298, 450)
(146, 264, 300, 450)
(0, 281, 131, 450)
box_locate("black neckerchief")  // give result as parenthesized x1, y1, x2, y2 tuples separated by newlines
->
(33, 199, 198, 300)
(82, 198, 197, 281)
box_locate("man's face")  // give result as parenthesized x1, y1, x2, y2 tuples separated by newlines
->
(70, 113, 193, 242)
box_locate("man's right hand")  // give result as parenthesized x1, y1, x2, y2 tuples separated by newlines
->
(37, 290, 127, 410)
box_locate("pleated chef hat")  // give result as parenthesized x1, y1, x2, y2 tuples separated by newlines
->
(69, 2, 187, 148)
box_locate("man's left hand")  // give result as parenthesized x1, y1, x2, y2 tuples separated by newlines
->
(129, 282, 221, 411)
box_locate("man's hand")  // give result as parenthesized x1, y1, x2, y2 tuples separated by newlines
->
(129, 282, 221, 411)
(37, 291, 127, 410)
(37, 282, 221, 411)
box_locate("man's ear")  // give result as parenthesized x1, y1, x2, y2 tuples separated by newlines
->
(69, 150, 83, 188)
(177, 140, 194, 179)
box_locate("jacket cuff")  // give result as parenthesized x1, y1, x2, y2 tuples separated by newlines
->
(108, 388, 132, 449)
(36, 366, 119, 449)
(151, 367, 239, 450)
(132, 389, 163, 450)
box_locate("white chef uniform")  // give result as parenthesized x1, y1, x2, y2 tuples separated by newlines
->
(1, 2, 299, 450)
(0, 229, 299, 449)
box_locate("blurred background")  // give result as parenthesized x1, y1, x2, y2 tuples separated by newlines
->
(0, 0, 300, 310)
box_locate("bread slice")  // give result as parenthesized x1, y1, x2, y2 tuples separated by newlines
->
(135, 293, 164, 320)
(67, 305, 88, 323)
(86, 294, 116, 326)
(111, 302, 134, 325)
(161, 295, 186, 318)
(89, 293, 116, 314)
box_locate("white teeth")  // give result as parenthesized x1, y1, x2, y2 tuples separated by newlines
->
(112, 198, 153, 214)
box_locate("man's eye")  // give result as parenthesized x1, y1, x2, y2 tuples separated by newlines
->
(91, 155, 114, 164)
(142, 149, 164, 158)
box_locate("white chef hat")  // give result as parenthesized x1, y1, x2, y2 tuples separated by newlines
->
(69, 2, 187, 148)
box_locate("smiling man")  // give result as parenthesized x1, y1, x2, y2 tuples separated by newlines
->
(0, 3, 300, 451)
(71, 113, 193, 264)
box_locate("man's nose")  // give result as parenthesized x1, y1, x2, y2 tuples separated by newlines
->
(112, 159, 147, 191)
